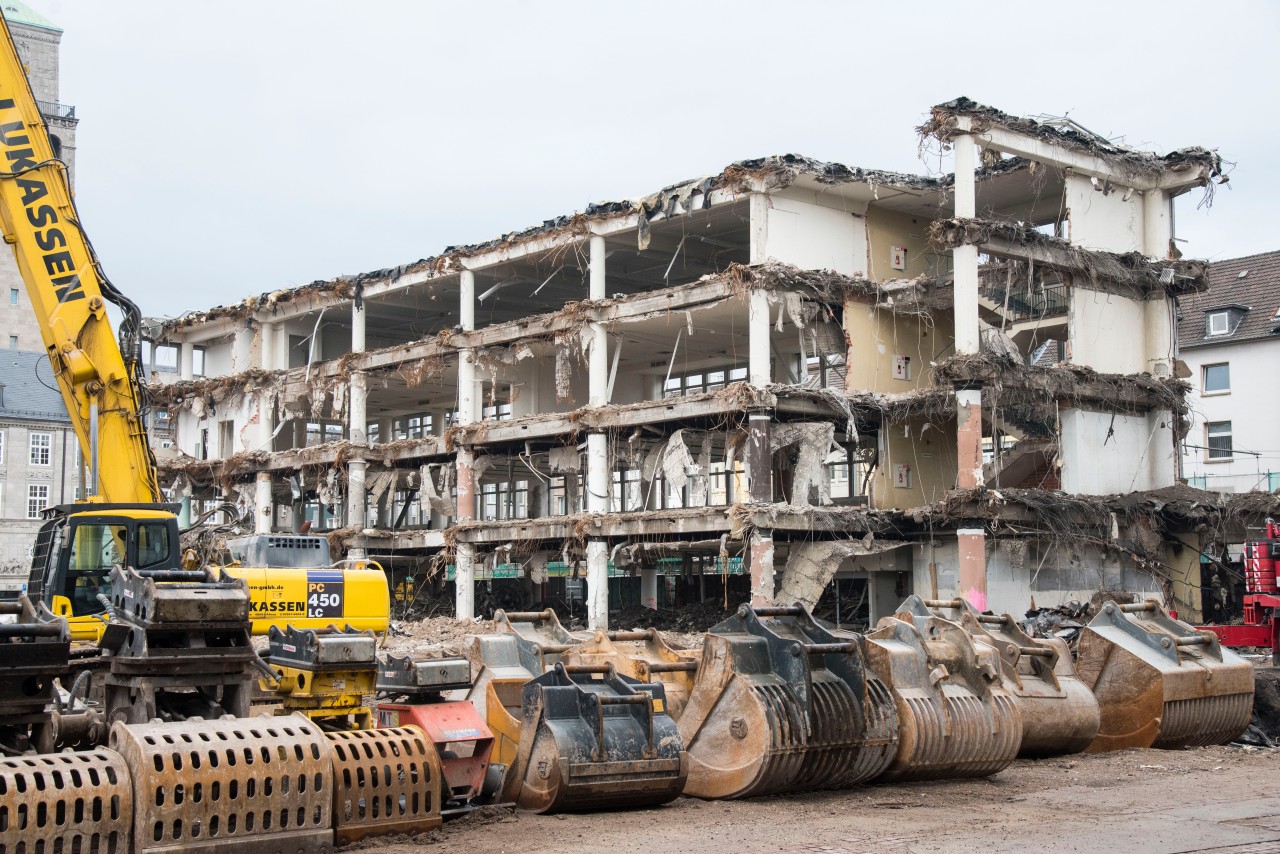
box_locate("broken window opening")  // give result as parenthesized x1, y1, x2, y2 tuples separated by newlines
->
(305, 420, 345, 447)
(797, 353, 847, 391)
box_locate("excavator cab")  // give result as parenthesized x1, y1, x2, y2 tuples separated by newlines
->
(28, 504, 181, 642)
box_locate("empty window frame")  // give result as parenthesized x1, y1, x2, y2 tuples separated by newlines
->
(1202, 363, 1230, 393)
(392, 413, 433, 440)
(1206, 421, 1233, 460)
(305, 420, 345, 447)
(663, 366, 747, 398)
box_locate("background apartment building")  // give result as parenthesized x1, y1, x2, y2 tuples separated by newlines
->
(144, 99, 1263, 627)
(1179, 249, 1280, 496)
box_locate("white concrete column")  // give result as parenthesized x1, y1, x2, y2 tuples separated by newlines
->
(348, 372, 367, 444)
(589, 234, 606, 300)
(952, 133, 980, 355)
(749, 193, 769, 263)
(586, 433, 609, 513)
(1142, 190, 1172, 259)
(586, 540, 609, 629)
(254, 471, 272, 535)
(640, 567, 659, 610)
(588, 234, 609, 406)
(460, 269, 476, 332)
(455, 542, 476, 622)
(347, 457, 367, 559)
(352, 298, 366, 352)
(232, 325, 254, 372)
(749, 289, 771, 387)
(179, 341, 194, 381)
(457, 351, 477, 424)
(258, 321, 274, 370)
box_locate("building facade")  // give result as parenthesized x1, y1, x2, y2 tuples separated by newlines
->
(0, 350, 80, 578)
(0, 0, 77, 353)
(146, 99, 1263, 627)
(1178, 250, 1280, 495)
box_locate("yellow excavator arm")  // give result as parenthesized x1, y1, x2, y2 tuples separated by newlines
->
(0, 17, 159, 504)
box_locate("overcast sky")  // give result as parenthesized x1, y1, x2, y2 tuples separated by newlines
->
(30, 0, 1280, 317)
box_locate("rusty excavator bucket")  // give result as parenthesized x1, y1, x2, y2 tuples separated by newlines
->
(1075, 599, 1255, 752)
(498, 661, 686, 813)
(678, 604, 898, 800)
(560, 628, 701, 720)
(863, 611, 1022, 782)
(899, 597, 1100, 757)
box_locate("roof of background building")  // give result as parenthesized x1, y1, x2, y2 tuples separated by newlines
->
(1178, 250, 1280, 350)
(0, 350, 68, 422)
(0, 1, 59, 33)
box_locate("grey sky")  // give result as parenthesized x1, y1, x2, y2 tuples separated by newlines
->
(35, 0, 1280, 318)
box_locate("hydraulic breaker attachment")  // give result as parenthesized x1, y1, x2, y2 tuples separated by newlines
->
(99, 566, 255, 725)
(561, 628, 701, 719)
(863, 613, 1022, 782)
(262, 624, 378, 730)
(0, 749, 132, 854)
(467, 609, 586, 720)
(1076, 599, 1255, 752)
(0, 595, 103, 753)
(376, 655, 501, 816)
(109, 714, 335, 854)
(678, 603, 898, 800)
(326, 726, 443, 844)
(499, 661, 686, 813)
(899, 597, 1100, 757)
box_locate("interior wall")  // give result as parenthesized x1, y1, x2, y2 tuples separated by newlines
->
(865, 207, 938, 280)
(1069, 288, 1147, 373)
(1059, 408, 1173, 494)
(844, 302, 954, 393)
(762, 191, 868, 276)
(1064, 173, 1144, 253)
(872, 414, 957, 508)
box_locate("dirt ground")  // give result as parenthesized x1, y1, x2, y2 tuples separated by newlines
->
(357, 745, 1280, 854)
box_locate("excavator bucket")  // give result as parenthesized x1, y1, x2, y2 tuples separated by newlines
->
(560, 628, 700, 719)
(0, 749, 132, 854)
(499, 661, 685, 813)
(1076, 599, 1255, 752)
(678, 604, 898, 800)
(466, 609, 588, 721)
(326, 726, 444, 844)
(863, 612, 1022, 782)
(899, 597, 1100, 757)
(109, 714, 335, 854)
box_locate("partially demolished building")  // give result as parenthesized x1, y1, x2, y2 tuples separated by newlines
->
(145, 98, 1271, 628)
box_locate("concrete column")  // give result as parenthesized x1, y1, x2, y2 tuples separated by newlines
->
(454, 445, 476, 619)
(955, 388, 983, 490)
(254, 471, 272, 535)
(749, 529, 775, 606)
(748, 192, 769, 263)
(957, 528, 987, 611)
(641, 567, 659, 610)
(749, 290, 771, 387)
(348, 372, 367, 443)
(951, 134, 980, 356)
(232, 325, 253, 372)
(458, 351, 477, 424)
(351, 298, 366, 352)
(1142, 189, 1172, 259)
(586, 540, 609, 629)
(259, 321, 274, 370)
(460, 269, 475, 332)
(179, 341, 194, 381)
(589, 234, 606, 300)
(746, 411, 771, 503)
(348, 458, 367, 529)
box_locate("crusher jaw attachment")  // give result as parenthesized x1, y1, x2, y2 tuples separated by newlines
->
(1075, 599, 1255, 752)
(262, 624, 379, 729)
(560, 628, 700, 719)
(376, 654, 503, 817)
(498, 661, 686, 813)
(678, 603, 898, 800)
(898, 596, 1100, 757)
(0, 594, 102, 753)
(99, 566, 255, 726)
(864, 609, 1022, 782)
(470, 608, 589, 765)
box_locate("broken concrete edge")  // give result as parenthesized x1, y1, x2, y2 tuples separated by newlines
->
(338, 486, 1280, 578)
(929, 218, 1209, 295)
(920, 97, 1225, 183)
(147, 149, 1033, 338)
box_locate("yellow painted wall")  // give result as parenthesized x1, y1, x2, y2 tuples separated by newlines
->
(1167, 532, 1204, 622)
(871, 415, 957, 509)
(865, 207, 940, 280)
(843, 301, 954, 394)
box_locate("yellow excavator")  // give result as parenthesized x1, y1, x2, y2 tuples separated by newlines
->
(0, 18, 388, 642)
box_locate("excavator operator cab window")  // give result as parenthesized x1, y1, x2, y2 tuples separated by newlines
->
(137, 522, 171, 570)
(65, 522, 127, 615)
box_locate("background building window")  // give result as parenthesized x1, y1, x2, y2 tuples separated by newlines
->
(29, 432, 51, 465)
(1206, 421, 1233, 460)
(26, 484, 49, 518)
(7, 335, 15, 349)
(1206, 311, 1231, 336)
(8, 288, 16, 304)
(1202, 363, 1230, 393)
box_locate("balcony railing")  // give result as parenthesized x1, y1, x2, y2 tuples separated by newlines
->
(983, 281, 1069, 323)
(36, 100, 75, 119)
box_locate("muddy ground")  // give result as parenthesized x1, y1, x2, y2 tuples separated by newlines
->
(356, 745, 1280, 854)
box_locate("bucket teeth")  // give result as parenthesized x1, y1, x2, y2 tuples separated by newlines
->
(679, 603, 899, 799)
(865, 613, 1022, 782)
(896, 596, 1100, 758)
(1075, 599, 1255, 752)
(499, 662, 686, 813)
